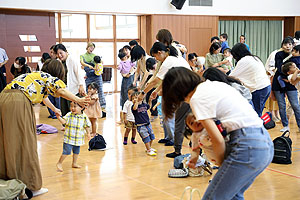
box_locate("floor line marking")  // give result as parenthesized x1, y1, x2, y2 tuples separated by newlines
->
(266, 167, 300, 179)
(124, 175, 181, 199)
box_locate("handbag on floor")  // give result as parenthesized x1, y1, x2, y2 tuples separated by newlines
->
(272, 130, 292, 164)
(180, 186, 201, 200)
(88, 134, 106, 151)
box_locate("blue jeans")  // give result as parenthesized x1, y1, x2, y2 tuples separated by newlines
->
(202, 127, 273, 200)
(120, 75, 134, 107)
(274, 90, 300, 128)
(62, 143, 80, 155)
(85, 74, 106, 109)
(162, 113, 175, 142)
(47, 95, 60, 118)
(251, 85, 271, 117)
(137, 124, 155, 143)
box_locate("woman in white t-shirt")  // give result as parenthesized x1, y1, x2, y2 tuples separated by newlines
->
(230, 43, 271, 117)
(162, 67, 273, 199)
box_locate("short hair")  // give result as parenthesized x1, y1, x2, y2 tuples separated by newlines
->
(210, 36, 220, 43)
(150, 42, 178, 57)
(123, 45, 131, 51)
(129, 40, 138, 46)
(118, 52, 127, 60)
(130, 45, 146, 62)
(295, 31, 300, 40)
(240, 35, 245, 39)
(146, 57, 157, 72)
(223, 48, 231, 54)
(188, 53, 198, 61)
(41, 53, 51, 63)
(293, 45, 300, 53)
(162, 67, 203, 119)
(87, 82, 99, 90)
(41, 59, 65, 80)
(128, 85, 138, 93)
(74, 93, 85, 111)
(50, 45, 56, 50)
(281, 37, 294, 47)
(209, 42, 221, 55)
(15, 57, 26, 66)
(94, 56, 101, 63)
(54, 44, 67, 54)
(86, 42, 95, 50)
(220, 33, 228, 40)
(156, 29, 173, 45)
(231, 43, 252, 62)
(282, 62, 295, 75)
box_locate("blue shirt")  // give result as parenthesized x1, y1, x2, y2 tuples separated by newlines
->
(244, 43, 250, 51)
(221, 41, 230, 53)
(132, 102, 150, 125)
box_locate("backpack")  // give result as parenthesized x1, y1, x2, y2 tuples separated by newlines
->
(272, 130, 292, 164)
(0, 179, 29, 200)
(88, 134, 106, 151)
(261, 112, 275, 130)
(36, 124, 58, 134)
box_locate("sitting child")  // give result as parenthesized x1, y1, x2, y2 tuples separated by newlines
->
(56, 94, 91, 172)
(131, 91, 156, 156)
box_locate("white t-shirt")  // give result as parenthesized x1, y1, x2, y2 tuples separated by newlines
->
(230, 56, 270, 92)
(288, 74, 300, 91)
(190, 80, 263, 133)
(156, 56, 190, 80)
(122, 100, 135, 122)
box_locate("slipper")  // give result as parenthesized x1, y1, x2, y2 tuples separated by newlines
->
(32, 188, 48, 197)
(168, 168, 188, 178)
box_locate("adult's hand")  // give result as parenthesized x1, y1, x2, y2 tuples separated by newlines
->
(79, 85, 86, 96)
(76, 95, 91, 108)
(54, 108, 62, 117)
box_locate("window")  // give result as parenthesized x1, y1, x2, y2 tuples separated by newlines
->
(93, 42, 114, 65)
(62, 42, 87, 61)
(19, 35, 37, 41)
(61, 14, 87, 38)
(116, 16, 138, 39)
(23, 46, 41, 52)
(90, 15, 113, 39)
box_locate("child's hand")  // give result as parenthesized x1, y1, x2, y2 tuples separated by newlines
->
(54, 108, 62, 117)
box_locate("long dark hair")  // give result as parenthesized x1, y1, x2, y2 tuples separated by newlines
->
(162, 67, 202, 119)
(130, 45, 145, 62)
(41, 59, 65, 80)
(231, 43, 255, 62)
(209, 42, 221, 55)
(203, 67, 242, 85)
(150, 42, 178, 57)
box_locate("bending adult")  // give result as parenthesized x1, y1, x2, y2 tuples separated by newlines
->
(0, 59, 90, 196)
(54, 44, 86, 116)
(80, 42, 106, 111)
(162, 67, 273, 199)
(156, 29, 182, 57)
(140, 42, 191, 158)
(272, 37, 300, 132)
(10, 56, 31, 78)
(230, 43, 271, 117)
(204, 42, 229, 71)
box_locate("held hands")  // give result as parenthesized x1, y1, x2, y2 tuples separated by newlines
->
(77, 95, 91, 108)
(54, 108, 62, 117)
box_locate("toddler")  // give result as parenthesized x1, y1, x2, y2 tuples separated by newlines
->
(56, 95, 91, 172)
(85, 82, 102, 137)
(122, 86, 138, 145)
(94, 56, 104, 76)
(131, 91, 156, 156)
(223, 48, 233, 71)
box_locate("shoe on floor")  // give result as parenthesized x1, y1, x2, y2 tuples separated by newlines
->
(32, 188, 48, 197)
(158, 139, 169, 143)
(131, 138, 137, 144)
(145, 148, 157, 153)
(166, 152, 181, 158)
(168, 168, 188, 178)
(123, 140, 127, 145)
(165, 141, 174, 146)
(280, 126, 289, 132)
(146, 149, 157, 156)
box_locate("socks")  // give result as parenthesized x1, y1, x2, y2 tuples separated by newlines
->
(123, 137, 128, 145)
(131, 138, 137, 144)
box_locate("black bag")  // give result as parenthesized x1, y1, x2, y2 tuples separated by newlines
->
(272, 130, 292, 164)
(88, 134, 106, 151)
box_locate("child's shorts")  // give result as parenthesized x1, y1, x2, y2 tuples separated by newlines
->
(137, 123, 155, 143)
(63, 143, 80, 155)
(125, 121, 137, 129)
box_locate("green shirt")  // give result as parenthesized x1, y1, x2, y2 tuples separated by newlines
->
(80, 52, 96, 64)
(204, 53, 224, 68)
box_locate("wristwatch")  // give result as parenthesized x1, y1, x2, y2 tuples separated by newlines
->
(141, 90, 145, 95)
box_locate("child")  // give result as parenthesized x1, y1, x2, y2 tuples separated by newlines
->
(117, 51, 136, 125)
(131, 91, 156, 156)
(289, 45, 300, 68)
(122, 86, 138, 145)
(85, 82, 102, 137)
(220, 33, 230, 53)
(56, 95, 91, 172)
(94, 56, 104, 76)
(223, 48, 233, 71)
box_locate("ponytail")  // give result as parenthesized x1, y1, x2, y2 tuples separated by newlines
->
(168, 45, 178, 57)
(150, 42, 178, 57)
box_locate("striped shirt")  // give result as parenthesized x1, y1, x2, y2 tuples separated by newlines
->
(63, 112, 91, 146)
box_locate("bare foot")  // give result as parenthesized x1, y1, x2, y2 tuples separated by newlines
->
(56, 163, 63, 172)
(72, 163, 82, 169)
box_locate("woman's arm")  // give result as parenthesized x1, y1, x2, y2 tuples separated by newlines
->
(133, 61, 141, 86)
(200, 119, 225, 166)
(56, 88, 90, 108)
(43, 97, 61, 116)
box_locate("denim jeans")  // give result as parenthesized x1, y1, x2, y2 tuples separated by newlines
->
(251, 85, 271, 117)
(120, 75, 134, 108)
(202, 127, 273, 200)
(47, 95, 60, 118)
(274, 90, 300, 128)
(162, 113, 175, 142)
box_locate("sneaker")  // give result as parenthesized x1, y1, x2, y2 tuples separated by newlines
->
(168, 168, 188, 178)
(131, 138, 137, 144)
(280, 126, 289, 132)
(146, 149, 157, 156)
(166, 152, 181, 158)
(165, 141, 174, 146)
(158, 139, 169, 143)
(123, 140, 127, 145)
(145, 148, 157, 153)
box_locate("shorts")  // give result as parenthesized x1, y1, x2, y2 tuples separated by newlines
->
(62, 143, 80, 155)
(125, 121, 137, 129)
(137, 124, 155, 144)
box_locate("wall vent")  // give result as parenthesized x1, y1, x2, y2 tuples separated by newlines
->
(189, 0, 212, 6)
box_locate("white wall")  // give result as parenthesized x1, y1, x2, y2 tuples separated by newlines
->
(0, 0, 299, 16)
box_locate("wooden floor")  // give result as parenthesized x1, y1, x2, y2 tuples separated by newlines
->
(33, 94, 300, 200)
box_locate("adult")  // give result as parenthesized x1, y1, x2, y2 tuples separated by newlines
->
(204, 42, 229, 70)
(54, 44, 86, 116)
(140, 42, 191, 158)
(162, 67, 273, 200)
(0, 47, 9, 84)
(80, 42, 106, 112)
(0, 59, 90, 196)
(210, 36, 220, 44)
(10, 57, 31, 78)
(240, 35, 250, 51)
(156, 29, 183, 57)
(230, 43, 271, 117)
(49, 45, 57, 59)
(129, 40, 138, 49)
(272, 37, 300, 132)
